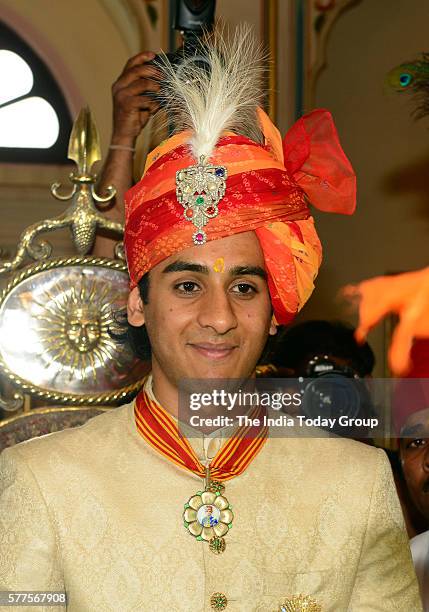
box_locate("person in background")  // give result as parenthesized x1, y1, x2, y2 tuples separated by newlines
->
(270, 319, 375, 377)
(94, 51, 161, 257)
(267, 320, 377, 441)
(393, 367, 429, 610)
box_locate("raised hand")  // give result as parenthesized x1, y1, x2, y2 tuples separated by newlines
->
(111, 51, 161, 147)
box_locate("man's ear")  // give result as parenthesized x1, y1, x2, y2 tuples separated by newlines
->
(127, 286, 145, 327)
(269, 315, 277, 336)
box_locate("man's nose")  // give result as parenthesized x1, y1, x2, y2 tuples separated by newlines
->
(196, 287, 238, 335)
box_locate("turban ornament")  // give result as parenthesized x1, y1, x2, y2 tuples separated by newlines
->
(176, 155, 227, 245)
(125, 27, 356, 324)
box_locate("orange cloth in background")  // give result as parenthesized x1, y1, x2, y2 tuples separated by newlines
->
(343, 267, 429, 375)
(125, 108, 356, 324)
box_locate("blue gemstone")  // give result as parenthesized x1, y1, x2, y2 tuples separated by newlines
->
(215, 168, 225, 177)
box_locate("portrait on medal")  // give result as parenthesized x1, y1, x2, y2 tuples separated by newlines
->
(197, 504, 220, 528)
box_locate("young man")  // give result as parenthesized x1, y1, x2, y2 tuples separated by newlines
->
(0, 30, 421, 611)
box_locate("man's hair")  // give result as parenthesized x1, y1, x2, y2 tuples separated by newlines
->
(271, 319, 375, 377)
(112, 273, 152, 361)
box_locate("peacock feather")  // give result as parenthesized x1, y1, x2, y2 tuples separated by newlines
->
(157, 25, 265, 161)
(386, 53, 429, 118)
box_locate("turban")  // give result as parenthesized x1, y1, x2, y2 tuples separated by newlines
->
(124, 31, 356, 324)
(125, 108, 355, 324)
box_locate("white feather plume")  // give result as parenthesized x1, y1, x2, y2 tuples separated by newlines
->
(158, 25, 266, 161)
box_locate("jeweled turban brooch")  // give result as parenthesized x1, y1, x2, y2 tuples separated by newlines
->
(176, 155, 227, 245)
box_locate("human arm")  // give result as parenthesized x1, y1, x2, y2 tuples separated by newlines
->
(93, 52, 161, 257)
(0, 447, 64, 612)
(349, 449, 422, 610)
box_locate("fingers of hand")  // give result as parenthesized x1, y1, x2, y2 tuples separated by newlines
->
(355, 292, 391, 340)
(388, 287, 429, 375)
(353, 278, 406, 339)
(115, 94, 158, 116)
(389, 322, 414, 376)
(114, 79, 160, 113)
(113, 64, 162, 93)
(124, 51, 156, 70)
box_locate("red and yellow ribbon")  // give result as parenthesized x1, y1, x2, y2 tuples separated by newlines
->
(134, 389, 268, 482)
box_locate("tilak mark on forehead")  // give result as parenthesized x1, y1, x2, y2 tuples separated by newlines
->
(213, 258, 225, 273)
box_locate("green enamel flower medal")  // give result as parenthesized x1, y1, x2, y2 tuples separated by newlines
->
(183, 468, 234, 554)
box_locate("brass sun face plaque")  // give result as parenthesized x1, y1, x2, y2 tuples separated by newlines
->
(0, 259, 147, 403)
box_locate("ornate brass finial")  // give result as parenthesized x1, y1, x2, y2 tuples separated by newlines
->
(67, 105, 102, 176)
(0, 107, 123, 275)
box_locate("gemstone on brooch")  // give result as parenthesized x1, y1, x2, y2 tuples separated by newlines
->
(176, 155, 228, 245)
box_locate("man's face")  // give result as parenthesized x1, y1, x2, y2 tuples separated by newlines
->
(399, 409, 429, 522)
(129, 232, 275, 394)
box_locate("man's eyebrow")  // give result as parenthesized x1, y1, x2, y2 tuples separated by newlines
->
(162, 261, 209, 274)
(401, 423, 429, 438)
(161, 261, 267, 279)
(229, 266, 267, 280)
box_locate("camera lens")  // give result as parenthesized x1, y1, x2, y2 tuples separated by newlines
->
(302, 375, 362, 421)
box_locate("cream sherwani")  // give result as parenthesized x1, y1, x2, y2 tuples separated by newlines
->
(0, 401, 422, 611)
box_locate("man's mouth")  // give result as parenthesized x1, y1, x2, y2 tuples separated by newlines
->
(187, 342, 238, 360)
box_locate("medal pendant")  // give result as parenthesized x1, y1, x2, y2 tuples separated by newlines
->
(183, 479, 233, 553)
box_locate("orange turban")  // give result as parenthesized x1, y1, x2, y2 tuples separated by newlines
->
(125, 108, 356, 324)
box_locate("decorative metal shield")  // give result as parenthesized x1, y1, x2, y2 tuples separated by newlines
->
(0, 258, 147, 404)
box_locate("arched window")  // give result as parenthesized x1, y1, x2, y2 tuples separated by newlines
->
(0, 20, 72, 164)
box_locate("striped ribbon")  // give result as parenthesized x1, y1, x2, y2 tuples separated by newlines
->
(134, 388, 268, 482)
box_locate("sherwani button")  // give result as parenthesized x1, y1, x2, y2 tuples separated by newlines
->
(210, 592, 228, 610)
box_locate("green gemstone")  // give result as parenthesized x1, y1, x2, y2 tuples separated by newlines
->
(184, 503, 190, 509)
(195, 195, 205, 205)
(228, 523, 233, 529)
(196, 491, 202, 495)
(184, 521, 189, 528)
(196, 535, 203, 541)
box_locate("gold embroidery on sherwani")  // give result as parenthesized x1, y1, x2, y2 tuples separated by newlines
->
(0, 402, 422, 611)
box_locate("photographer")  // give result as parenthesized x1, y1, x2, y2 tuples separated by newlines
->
(95, 1, 217, 257)
(270, 319, 377, 441)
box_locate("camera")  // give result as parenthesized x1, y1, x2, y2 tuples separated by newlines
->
(148, 0, 216, 103)
(174, 0, 216, 36)
(299, 355, 376, 436)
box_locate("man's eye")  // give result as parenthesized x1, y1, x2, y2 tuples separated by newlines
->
(231, 283, 256, 295)
(408, 439, 427, 449)
(175, 281, 200, 294)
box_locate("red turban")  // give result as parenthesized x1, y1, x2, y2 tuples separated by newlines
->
(125, 108, 356, 324)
